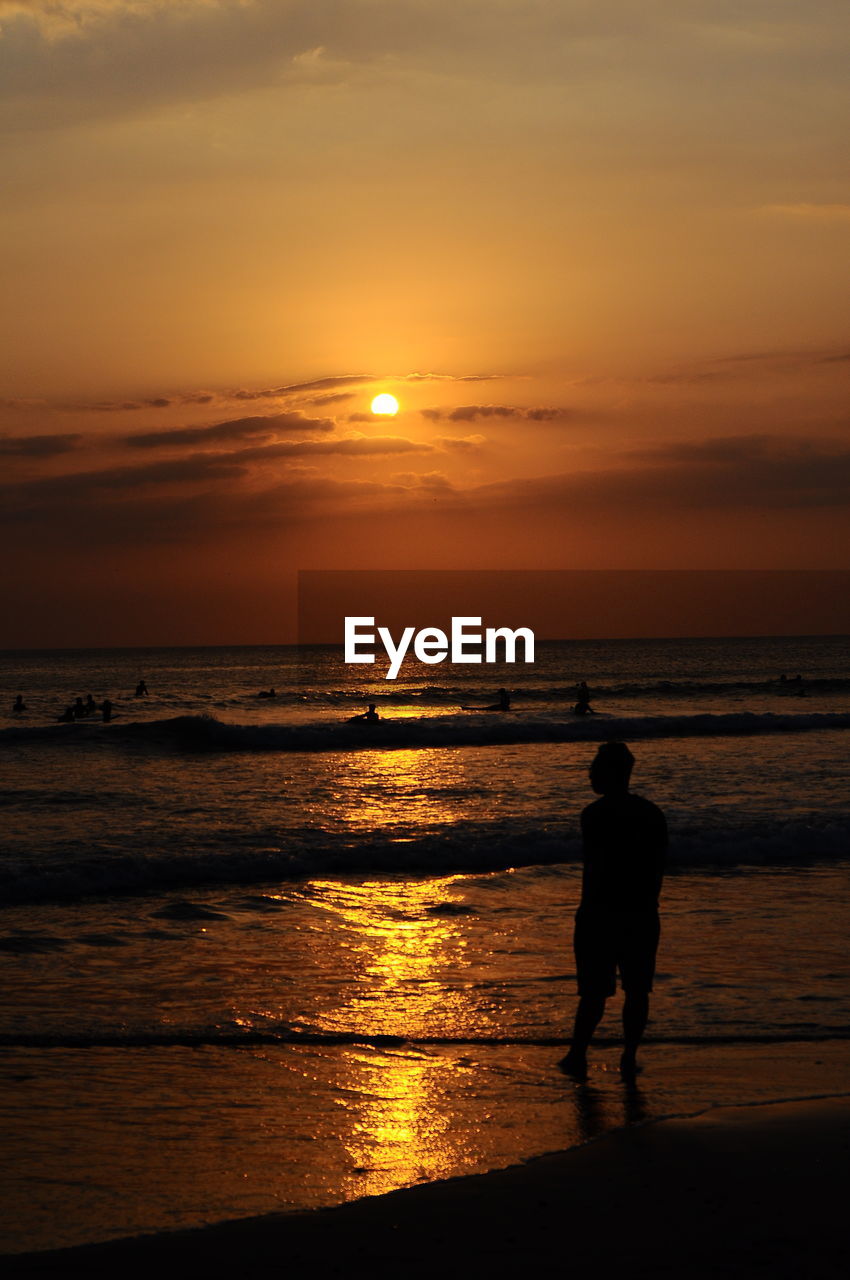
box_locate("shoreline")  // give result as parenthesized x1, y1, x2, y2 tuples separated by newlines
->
(7, 1091, 850, 1278)
(6, 1044, 850, 1264)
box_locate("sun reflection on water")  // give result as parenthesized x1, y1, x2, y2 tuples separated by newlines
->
(336, 1046, 461, 1199)
(307, 874, 471, 1036)
(323, 747, 476, 832)
(303, 871, 478, 1195)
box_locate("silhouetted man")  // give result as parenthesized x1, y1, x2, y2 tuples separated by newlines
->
(348, 703, 380, 723)
(560, 741, 667, 1081)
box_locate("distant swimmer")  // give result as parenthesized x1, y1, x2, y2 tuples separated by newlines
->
(101, 698, 113, 723)
(778, 673, 806, 695)
(57, 706, 76, 723)
(348, 703, 380, 723)
(573, 680, 593, 711)
(73, 696, 87, 718)
(461, 688, 511, 711)
(135, 680, 149, 697)
(574, 680, 595, 716)
(85, 694, 97, 715)
(12, 695, 26, 714)
(258, 688, 276, 699)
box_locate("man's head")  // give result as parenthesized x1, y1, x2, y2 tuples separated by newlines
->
(589, 741, 635, 795)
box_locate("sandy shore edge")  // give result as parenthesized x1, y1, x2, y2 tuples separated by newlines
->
(7, 1094, 850, 1278)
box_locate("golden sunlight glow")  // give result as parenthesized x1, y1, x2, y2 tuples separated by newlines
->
(371, 393, 399, 415)
(307, 875, 473, 1196)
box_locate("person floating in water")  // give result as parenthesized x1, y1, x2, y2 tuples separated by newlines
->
(559, 741, 667, 1082)
(12, 695, 26, 714)
(461, 688, 511, 711)
(258, 688, 276, 699)
(573, 680, 595, 716)
(348, 703, 380, 723)
(135, 680, 149, 697)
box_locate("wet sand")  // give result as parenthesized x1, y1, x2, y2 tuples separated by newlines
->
(8, 1093, 849, 1278)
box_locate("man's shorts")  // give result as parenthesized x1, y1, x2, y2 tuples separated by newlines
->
(573, 905, 660, 997)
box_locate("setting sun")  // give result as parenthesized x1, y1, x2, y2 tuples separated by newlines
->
(371, 394, 399, 416)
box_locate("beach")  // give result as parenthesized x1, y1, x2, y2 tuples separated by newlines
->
(8, 1085, 850, 1278)
(2, 638, 848, 1266)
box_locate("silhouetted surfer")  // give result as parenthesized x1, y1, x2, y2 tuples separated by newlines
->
(348, 703, 380, 723)
(461, 688, 511, 711)
(574, 681, 594, 716)
(258, 688, 276, 698)
(12, 695, 26, 714)
(101, 698, 113, 723)
(135, 680, 149, 697)
(559, 742, 667, 1082)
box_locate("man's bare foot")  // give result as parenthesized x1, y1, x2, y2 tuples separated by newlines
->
(619, 1051, 642, 1080)
(558, 1051, 588, 1079)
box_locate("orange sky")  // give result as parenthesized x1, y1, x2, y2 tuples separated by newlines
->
(2, 1, 849, 645)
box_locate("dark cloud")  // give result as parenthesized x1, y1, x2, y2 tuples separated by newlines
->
(24, 393, 215, 414)
(229, 372, 506, 404)
(630, 434, 846, 467)
(473, 436, 850, 513)
(641, 372, 727, 386)
(0, 432, 83, 457)
(435, 434, 486, 452)
(605, 348, 850, 388)
(0, 466, 421, 548)
(2, 432, 434, 517)
(231, 375, 376, 401)
(699, 347, 850, 375)
(4, 376, 510, 417)
(125, 412, 335, 449)
(422, 405, 562, 422)
(403, 373, 506, 383)
(4, 453, 249, 505)
(66, 398, 174, 412)
(6, 420, 846, 555)
(6, 0, 842, 136)
(817, 352, 850, 364)
(417, 471, 456, 494)
(232, 435, 433, 460)
(304, 392, 356, 406)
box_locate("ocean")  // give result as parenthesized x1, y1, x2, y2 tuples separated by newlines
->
(1, 636, 849, 1253)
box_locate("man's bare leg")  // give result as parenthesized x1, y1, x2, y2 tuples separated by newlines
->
(559, 993, 606, 1077)
(620, 991, 649, 1078)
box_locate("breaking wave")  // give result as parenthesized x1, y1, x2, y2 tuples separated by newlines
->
(3, 710, 848, 755)
(1, 814, 847, 906)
